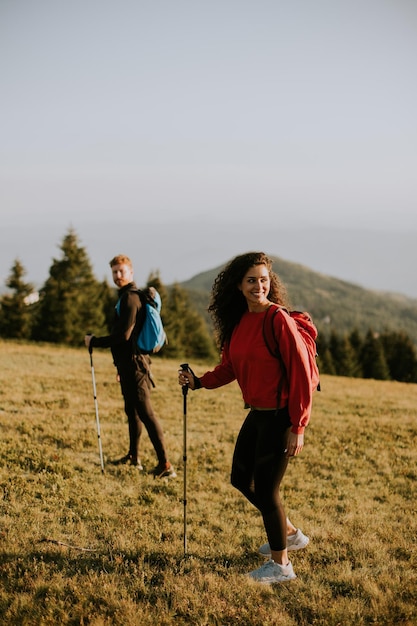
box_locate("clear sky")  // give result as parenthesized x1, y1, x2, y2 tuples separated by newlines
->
(1, 0, 416, 295)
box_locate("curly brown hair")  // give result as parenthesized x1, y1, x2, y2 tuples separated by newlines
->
(208, 252, 290, 348)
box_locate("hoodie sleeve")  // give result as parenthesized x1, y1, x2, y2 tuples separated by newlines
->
(199, 342, 236, 389)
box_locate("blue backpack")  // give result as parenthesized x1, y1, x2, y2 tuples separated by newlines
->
(116, 288, 167, 354)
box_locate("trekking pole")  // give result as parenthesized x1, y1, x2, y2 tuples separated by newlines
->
(180, 362, 191, 558)
(89, 344, 105, 474)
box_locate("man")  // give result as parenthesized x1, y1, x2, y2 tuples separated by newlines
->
(84, 254, 176, 478)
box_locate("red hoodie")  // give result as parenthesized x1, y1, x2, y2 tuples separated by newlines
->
(199, 307, 313, 434)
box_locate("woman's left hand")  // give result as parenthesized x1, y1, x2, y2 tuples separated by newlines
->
(178, 368, 196, 390)
(285, 431, 304, 457)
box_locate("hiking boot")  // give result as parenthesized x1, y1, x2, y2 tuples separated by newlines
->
(111, 454, 143, 469)
(248, 559, 296, 584)
(152, 462, 177, 478)
(258, 529, 309, 557)
(111, 454, 131, 465)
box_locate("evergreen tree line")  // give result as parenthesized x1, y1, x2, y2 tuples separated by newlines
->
(0, 230, 218, 361)
(1, 228, 417, 382)
(317, 327, 417, 383)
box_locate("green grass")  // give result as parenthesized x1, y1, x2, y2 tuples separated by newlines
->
(0, 339, 416, 625)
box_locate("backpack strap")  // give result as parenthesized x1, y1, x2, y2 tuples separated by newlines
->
(132, 289, 149, 353)
(262, 304, 288, 411)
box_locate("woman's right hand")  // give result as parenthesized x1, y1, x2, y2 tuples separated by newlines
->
(178, 368, 196, 390)
(285, 431, 304, 457)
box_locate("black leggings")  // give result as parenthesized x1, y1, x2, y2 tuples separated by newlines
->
(231, 408, 291, 552)
(118, 355, 168, 465)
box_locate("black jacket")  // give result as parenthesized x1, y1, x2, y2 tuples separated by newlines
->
(90, 282, 145, 366)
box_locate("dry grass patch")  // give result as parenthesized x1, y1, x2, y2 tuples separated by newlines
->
(0, 339, 416, 625)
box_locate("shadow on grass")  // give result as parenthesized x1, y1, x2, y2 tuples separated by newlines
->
(0, 542, 262, 590)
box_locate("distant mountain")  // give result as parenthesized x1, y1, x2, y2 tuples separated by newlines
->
(179, 256, 417, 346)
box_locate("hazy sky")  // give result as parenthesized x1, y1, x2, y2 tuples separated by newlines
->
(1, 0, 416, 294)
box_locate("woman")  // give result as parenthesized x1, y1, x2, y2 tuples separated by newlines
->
(178, 252, 313, 584)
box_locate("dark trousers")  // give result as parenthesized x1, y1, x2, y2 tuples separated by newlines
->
(118, 355, 168, 465)
(230, 408, 291, 552)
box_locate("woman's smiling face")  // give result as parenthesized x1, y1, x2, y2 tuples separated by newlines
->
(238, 264, 271, 311)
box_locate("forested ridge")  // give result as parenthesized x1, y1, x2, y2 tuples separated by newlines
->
(182, 256, 417, 346)
(1, 228, 417, 382)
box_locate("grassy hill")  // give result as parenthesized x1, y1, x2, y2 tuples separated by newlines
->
(179, 256, 417, 345)
(0, 340, 416, 625)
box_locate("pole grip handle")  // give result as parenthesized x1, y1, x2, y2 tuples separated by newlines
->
(180, 363, 191, 396)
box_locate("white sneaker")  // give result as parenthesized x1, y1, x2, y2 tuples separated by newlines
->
(258, 529, 309, 557)
(248, 559, 296, 584)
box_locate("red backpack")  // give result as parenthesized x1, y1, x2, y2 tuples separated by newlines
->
(262, 305, 321, 400)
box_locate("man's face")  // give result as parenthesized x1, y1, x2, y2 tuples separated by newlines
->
(112, 263, 134, 289)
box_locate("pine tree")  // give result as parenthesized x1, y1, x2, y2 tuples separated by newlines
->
(99, 279, 117, 332)
(348, 328, 363, 378)
(380, 330, 417, 383)
(163, 283, 217, 360)
(0, 259, 35, 339)
(360, 329, 390, 380)
(329, 331, 345, 376)
(146, 271, 167, 300)
(337, 335, 360, 378)
(316, 334, 336, 375)
(32, 229, 108, 345)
